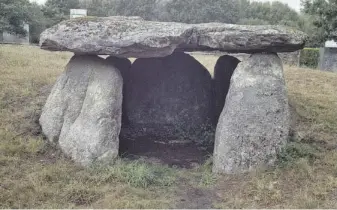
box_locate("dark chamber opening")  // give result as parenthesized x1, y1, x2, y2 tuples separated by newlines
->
(114, 53, 240, 168)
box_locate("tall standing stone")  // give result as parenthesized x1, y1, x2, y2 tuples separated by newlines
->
(39, 55, 123, 166)
(213, 53, 290, 174)
(214, 55, 240, 122)
(124, 52, 214, 140)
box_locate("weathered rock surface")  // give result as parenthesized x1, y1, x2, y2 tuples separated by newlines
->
(213, 53, 290, 174)
(214, 55, 240, 122)
(40, 16, 307, 57)
(39, 55, 123, 166)
(124, 52, 214, 140)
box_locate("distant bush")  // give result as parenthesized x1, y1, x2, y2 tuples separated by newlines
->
(299, 48, 320, 68)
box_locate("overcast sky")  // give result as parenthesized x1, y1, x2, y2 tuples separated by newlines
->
(30, 0, 301, 11)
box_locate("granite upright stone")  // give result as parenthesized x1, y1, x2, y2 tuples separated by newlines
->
(213, 53, 290, 174)
(40, 55, 123, 166)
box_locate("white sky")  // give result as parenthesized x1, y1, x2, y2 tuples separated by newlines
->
(30, 0, 301, 11)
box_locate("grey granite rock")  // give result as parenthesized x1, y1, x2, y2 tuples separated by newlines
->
(213, 53, 290, 174)
(39, 55, 123, 166)
(40, 16, 307, 57)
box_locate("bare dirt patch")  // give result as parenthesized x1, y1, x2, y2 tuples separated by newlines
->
(119, 135, 213, 168)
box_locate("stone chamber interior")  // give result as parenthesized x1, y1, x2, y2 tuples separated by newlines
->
(114, 52, 241, 168)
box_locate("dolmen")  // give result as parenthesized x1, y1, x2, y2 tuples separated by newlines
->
(39, 16, 307, 173)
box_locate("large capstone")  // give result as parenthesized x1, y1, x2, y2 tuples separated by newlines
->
(39, 55, 123, 166)
(40, 16, 308, 57)
(213, 53, 290, 174)
(123, 52, 214, 140)
(214, 55, 240, 122)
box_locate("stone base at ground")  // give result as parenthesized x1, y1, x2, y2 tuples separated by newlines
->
(39, 55, 123, 166)
(213, 53, 290, 174)
(123, 52, 214, 141)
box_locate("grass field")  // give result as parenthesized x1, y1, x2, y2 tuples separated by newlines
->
(1, 44, 337, 208)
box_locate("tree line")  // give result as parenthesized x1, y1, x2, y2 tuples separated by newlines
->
(0, 0, 335, 47)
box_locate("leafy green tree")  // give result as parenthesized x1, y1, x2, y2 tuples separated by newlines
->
(0, 0, 31, 35)
(297, 14, 325, 47)
(83, 0, 112, 17)
(43, 0, 80, 27)
(301, 0, 337, 42)
(112, 0, 157, 20)
(26, 3, 47, 43)
(45, 0, 80, 15)
(242, 1, 299, 25)
(81, 0, 157, 19)
(164, 0, 240, 23)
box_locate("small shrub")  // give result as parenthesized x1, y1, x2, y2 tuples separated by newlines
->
(277, 142, 320, 166)
(299, 48, 320, 69)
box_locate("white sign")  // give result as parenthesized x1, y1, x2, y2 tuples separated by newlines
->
(70, 9, 87, 19)
(325, 40, 337, 48)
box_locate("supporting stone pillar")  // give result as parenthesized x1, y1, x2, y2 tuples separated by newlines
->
(214, 55, 240, 122)
(124, 52, 214, 141)
(213, 53, 290, 174)
(40, 55, 123, 166)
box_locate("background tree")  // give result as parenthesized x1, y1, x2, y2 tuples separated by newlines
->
(82, 0, 113, 17)
(27, 3, 47, 43)
(163, 0, 240, 23)
(240, 1, 300, 25)
(0, 0, 31, 35)
(301, 0, 337, 42)
(112, 0, 157, 20)
(43, 0, 80, 27)
(297, 13, 325, 47)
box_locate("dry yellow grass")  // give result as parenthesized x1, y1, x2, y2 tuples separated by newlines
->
(1, 44, 337, 208)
